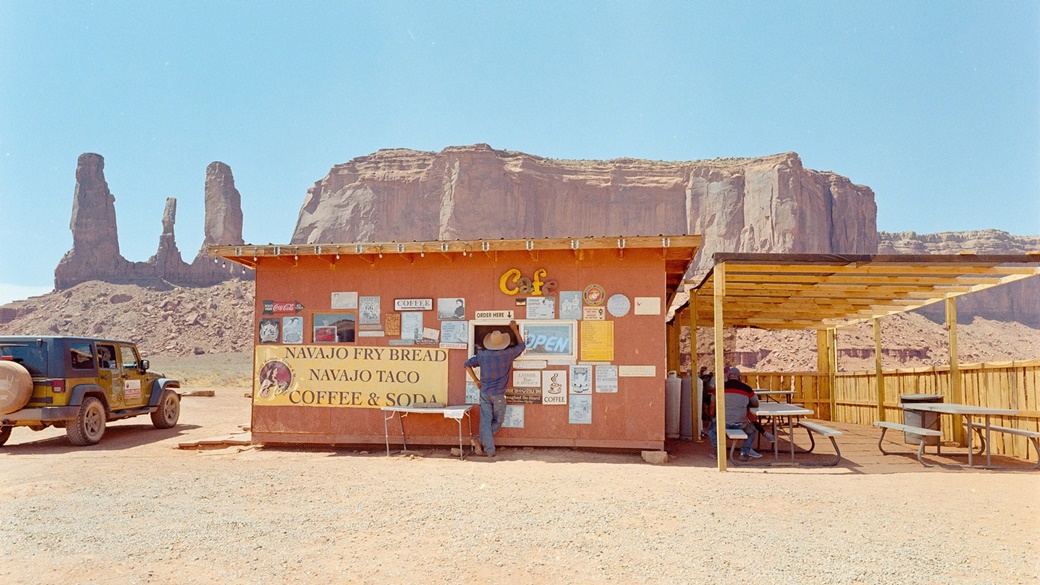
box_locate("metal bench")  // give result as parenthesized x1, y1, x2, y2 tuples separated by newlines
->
(724, 427, 748, 464)
(963, 422, 1040, 469)
(797, 420, 843, 466)
(874, 421, 944, 467)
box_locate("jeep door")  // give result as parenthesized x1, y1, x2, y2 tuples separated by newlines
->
(95, 343, 125, 410)
(117, 344, 147, 408)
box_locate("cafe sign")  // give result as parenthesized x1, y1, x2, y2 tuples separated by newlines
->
(499, 268, 558, 296)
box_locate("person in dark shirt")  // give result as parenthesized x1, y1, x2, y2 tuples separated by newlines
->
(464, 321, 526, 457)
(707, 366, 762, 460)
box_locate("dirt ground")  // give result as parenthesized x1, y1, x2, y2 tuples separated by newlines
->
(1, 382, 1038, 585)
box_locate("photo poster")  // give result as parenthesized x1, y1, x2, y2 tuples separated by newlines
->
(281, 316, 304, 344)
(542, 369, 567, 405)
(570, 365, 592, 394)
(440, 320, 468, 344)
(559, 291, 582, 320)
(312, 313, 356, 343)
(595, 365, 618, 393)
(358, 296, 381, 325)
(569, 394, 592, 424)
(502, 405, 525, 428)
(259, 318, 280, 344)
(401, 312, 423, 341)
(437, 297, 466, 320)
(526, 296, 555, 319)
(331, 291, 358, 310)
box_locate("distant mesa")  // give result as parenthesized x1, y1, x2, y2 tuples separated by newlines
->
(53, 153, 252, 289)
(51, 145, 1038, 326)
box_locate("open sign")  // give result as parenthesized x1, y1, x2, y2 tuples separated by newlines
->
(519, 321, 577, 361)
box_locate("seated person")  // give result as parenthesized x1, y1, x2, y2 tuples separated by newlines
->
(707, 366, 763, 460)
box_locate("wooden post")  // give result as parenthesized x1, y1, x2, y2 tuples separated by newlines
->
(874, 318, 885, 422)
(947, 297, 964, 445)
(714, 264, 727, 471)
(689, 290, 702, 441)
(817, 328, 836, 421)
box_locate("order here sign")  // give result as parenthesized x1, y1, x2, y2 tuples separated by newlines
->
(254, 345, 449, 408)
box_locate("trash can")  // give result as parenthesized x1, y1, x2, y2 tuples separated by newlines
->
(900, 393, 943, 446)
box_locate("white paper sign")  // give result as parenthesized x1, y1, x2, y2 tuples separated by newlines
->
(513, 370, 542, 387)
(542, 370, 568, 404)
(569, 365, 592, 394)
(619, 365, 657, 377)
(475, 310, 514, 320)
(569, 394, 592, 424)
(331, 291, 358, 309)
(634, 297, 662, 315)
(595, 365, 618, 393)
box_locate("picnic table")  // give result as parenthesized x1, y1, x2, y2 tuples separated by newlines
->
(382, 404, 474, 459)
(899, 402, 1039, 469)
(754, 389, 795, 403)
(752, 402, 813, 462)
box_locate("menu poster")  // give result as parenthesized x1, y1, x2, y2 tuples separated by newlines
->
(580, 321, 614, 362)
(569, 394, 592, 424)
(595, 365, 618, 393)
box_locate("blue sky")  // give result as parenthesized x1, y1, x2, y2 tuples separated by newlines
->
(1, 1, 1038, 304)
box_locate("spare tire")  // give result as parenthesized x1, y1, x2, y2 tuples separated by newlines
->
(0, 361, 33, 414)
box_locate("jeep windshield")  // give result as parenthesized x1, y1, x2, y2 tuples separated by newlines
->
(0, 343, 47, 377)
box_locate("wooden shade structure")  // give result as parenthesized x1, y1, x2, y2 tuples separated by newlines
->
(682, 252, 1040, 471)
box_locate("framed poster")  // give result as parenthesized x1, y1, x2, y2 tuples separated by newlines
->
(437, 298, 466, 320)
(312, 313, 356, 343)
(258, 318, 280, 344)
(520, 320, 578, 361)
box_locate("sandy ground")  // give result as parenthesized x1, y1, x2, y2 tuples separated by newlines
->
(1, 386, 1038, 585)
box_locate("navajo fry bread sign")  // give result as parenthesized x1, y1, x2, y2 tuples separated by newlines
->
(254, 345, 448, 408)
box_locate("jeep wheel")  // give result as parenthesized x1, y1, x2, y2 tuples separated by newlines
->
(0, 425, 11, 446)
(0, 361, 33, 414)
(150, 389, 180, 429)
(67, 397, 106, 446)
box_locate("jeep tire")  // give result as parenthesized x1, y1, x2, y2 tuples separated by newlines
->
(0, 361, 33, 414)
(0, 425, 11, 446)
(150, 389, 180, 429)
(67, 396, 106, 446)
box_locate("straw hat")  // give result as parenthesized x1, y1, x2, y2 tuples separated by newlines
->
(483, 330, 511, 350)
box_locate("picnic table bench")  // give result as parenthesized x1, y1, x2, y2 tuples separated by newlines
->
(724, 427, 749, 464)
(962, 421, 1040, 469)
(874, 421, 943, 467)
(797, 420, 843, 466)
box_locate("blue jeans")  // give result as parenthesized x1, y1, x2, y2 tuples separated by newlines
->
(479, 394, 507, 455)
(707, 419, 756, 455)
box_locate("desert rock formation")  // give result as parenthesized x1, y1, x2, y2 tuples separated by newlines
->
(879, 230, 1040, 326)
(293, 145, 879, 275)
(53, 155, 250, 290)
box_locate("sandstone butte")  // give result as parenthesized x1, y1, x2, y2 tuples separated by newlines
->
(34, 144, 1040, 327)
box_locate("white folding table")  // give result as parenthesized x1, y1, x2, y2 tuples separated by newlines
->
(382, 405, 474, 459)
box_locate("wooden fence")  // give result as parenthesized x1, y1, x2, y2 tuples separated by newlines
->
(829, 359, 1040, 461)
(742, 361, 1039, 460)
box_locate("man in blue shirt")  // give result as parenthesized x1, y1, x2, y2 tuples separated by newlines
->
(465, 320, 526, 457)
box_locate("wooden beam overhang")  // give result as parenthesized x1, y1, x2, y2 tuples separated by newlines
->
(685, 253, 1040, 330)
